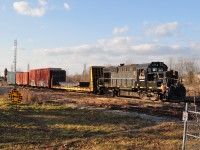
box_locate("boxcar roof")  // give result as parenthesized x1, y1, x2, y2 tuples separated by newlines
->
(30, 68, 63, 71)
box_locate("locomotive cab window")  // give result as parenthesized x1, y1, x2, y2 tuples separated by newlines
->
(139, 69, 145, 76)
(152, 68, 157, 72)
(147, 73, 154, 81)
(139, 69, 145, 80)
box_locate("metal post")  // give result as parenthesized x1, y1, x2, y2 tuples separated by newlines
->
(14, 40, 17, 85)
(182, 103, 188, 150)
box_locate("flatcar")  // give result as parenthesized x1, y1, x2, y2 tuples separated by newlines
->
(54, 66, 103, 92)
(97, 62, 186, 101)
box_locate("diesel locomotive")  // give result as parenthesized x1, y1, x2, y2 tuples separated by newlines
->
(97, 62, 186, 101)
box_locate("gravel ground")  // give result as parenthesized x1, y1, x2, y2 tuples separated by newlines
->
(0, 86, 13, 95)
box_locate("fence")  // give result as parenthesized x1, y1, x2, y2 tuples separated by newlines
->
(182, 101, 200, 150)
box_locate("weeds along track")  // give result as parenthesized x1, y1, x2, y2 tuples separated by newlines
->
(68, 96, 186, 119)
(17, 87, 198, 120)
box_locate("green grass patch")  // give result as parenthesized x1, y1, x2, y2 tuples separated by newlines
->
(0, 98, 185, 150)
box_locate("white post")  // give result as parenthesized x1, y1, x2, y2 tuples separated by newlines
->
(182, 103, 188, 150)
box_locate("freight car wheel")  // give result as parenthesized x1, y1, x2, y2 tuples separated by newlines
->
(97, 88, 104, 95)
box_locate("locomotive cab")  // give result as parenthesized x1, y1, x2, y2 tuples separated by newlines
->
(137, 62, 168, 90)
(146, 72, 164, 89)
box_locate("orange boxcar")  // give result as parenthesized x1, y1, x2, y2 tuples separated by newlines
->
(16, 72, 29, 85)
(29, 68, 66, 88)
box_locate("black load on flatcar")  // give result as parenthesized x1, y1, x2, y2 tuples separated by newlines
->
(97, 62, 186, 101)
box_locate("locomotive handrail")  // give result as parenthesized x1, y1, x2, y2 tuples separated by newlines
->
(98, 78, 136, 79)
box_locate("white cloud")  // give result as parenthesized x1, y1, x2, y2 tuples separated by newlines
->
(34, 44, 96, 56)
(190, 41, 200, 52)
(30, 36, 200, 74)
(112, 26, 129, 35)
(33, 36, 191, 58)
(145, 21, 179, 36)
(38, 0, 47, 6)
(170, 44, 182, 50)
(64, 2, 70, 10)
(98, 37, 136, 47)
(130, 43, 159, 52)
(13, 0, 47, 17)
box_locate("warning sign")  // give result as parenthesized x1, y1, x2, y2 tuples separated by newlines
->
(182, 111, 188, 121)
(9, 89, 23, 105)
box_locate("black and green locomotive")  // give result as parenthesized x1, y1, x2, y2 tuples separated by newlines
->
(97, 62, 186, 101)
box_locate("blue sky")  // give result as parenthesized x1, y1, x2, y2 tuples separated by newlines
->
(0, 0, 200, 75)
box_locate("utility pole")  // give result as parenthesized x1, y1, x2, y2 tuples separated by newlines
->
(14, 40, 17, 84)
(27, 64, 30, 72)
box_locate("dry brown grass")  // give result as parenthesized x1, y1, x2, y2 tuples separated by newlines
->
(0, 86, 197, 149)
(0, 100, 155, 149)
(0, 93, 187, 150)
(2, 87, 52, 105)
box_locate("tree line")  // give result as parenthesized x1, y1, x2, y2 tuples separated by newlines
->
(167, 56, 200, 84)
(66, 57, 200, 85)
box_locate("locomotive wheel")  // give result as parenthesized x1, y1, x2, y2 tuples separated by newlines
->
(116, 90, 120, 97)
(111, 89, 116, 97)
(139, 92, 146, 100)
(97, 88, 104, 95)
(114, 89, 119, 97)
(162, 91, 170, 102)
(150, 94, 159, 101)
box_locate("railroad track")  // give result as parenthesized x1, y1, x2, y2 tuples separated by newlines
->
(21, 87, 200, 119)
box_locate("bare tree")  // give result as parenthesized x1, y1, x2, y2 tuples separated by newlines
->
(167, 57, 175, 70)
(175, 56, 185, 78)
(184, 57, 199, 84)
(167, 56, 199, 84)
(80, 64, 89, 82)
(66, 65, 90, 82)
